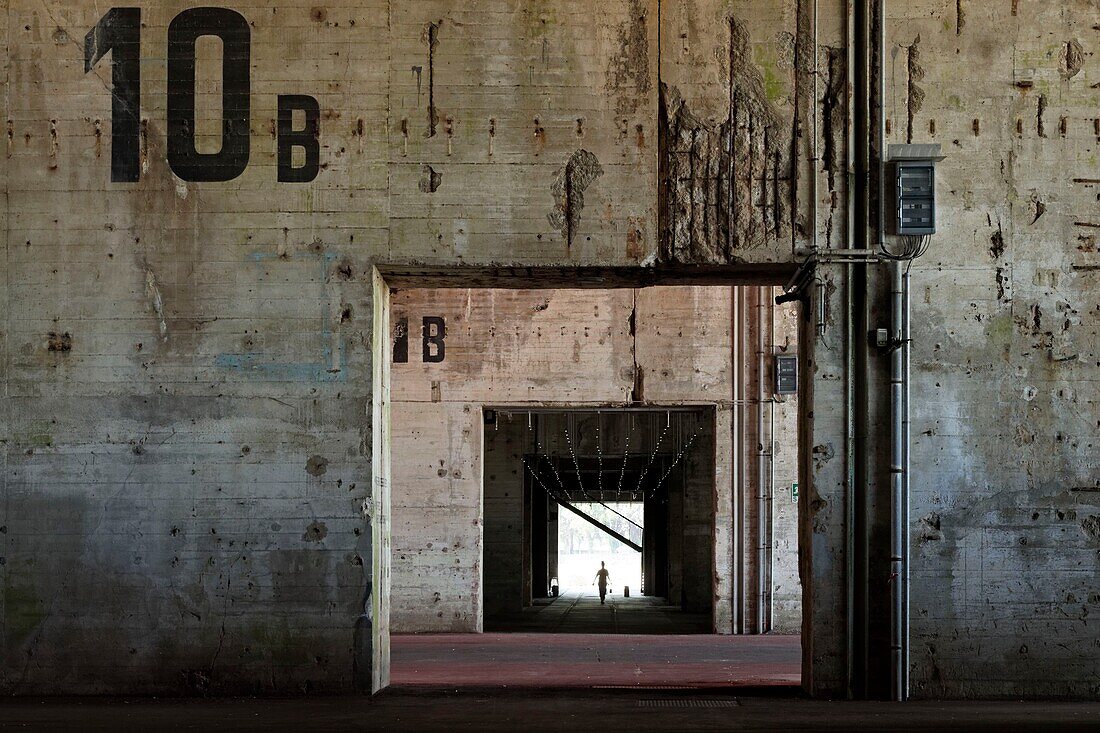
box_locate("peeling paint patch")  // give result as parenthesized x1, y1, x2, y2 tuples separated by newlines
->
(547, 149, 603, 248)
(811, 442, 834, 470)
(626, 219, 646, 260)
(605, 0, 650, 116)
(990, 223, 1005, 259)
(1082, 516, 1100, 543)
(995, 267, 1009, 301)
(306, 455, 329, 476)
(144, 262, 168, 341)
(1030, 194, 1046, 224)
(46, 331, 72, 352)
(917, 513, 943, 544)
(906, 36, 926, 144)
(302, 520, 328, 542)
(418, 164, 442, 193)
(1059, 40, 1084, 79)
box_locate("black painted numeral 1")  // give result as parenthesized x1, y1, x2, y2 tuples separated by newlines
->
(393, 317, 410, 364)
(84, 8, 141, 182)
(167, 8, 251, 182)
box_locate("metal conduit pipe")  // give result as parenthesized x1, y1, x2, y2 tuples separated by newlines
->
(903, 266, 911, 698)
(874, 0, 910, 704)
(756, 287, 769, 634)
(845, 0, 862, 698)
(889, 263, 910, 701)
(731, 286, 743, 635)
(810, 0, 819, 255)
(738, 286, 749, 635)
(767, 288, 776, 633)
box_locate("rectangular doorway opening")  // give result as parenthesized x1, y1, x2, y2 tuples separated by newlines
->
(485, 407, 714, 635)
(379, 280, 803, 691)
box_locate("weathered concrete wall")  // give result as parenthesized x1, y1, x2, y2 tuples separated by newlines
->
(771, 294, 800, 634)
(3, 0, 385, 694)
(2, 0, 1096, 701)
(890, 0, 1100, 699)
(658, 0, 803, 264)
(389, 0, 661, 268)
(483, 413, 529, 619)
(0, 0, 677, 694)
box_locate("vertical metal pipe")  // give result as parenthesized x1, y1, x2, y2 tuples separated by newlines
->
(890, 263, 909, 701)
(875, 0, 909, 703)
(903, 267, 911, 698)
(810, 0, 819, 253)
(767, 290, 777, 634)
(876, 0, 887, 255)
(756, 287, 768, 634)
(738, 286, 749, 635)
(731, 286, 743, 634)
(845, 0, 861, 699)
(767, 382, 776, 631)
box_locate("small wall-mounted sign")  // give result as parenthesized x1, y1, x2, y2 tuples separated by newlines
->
(791, 482, 799, 504)
(776, 355, 798, 395)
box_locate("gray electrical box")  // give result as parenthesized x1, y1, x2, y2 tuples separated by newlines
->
(896, 162, 935, 235)
(775, 355, 798, 395)
(888, 144, 944, 236)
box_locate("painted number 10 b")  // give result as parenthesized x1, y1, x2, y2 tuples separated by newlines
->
(85, 7, 320, 183)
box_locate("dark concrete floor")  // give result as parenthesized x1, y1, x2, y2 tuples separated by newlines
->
(486, 588, 711, 633)
(392, 631, 801, 687)
(6, 593, 1093, 731)
(3, 690, 1100, 732)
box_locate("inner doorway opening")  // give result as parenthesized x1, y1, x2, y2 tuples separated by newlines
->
(484, 408, 714, 635)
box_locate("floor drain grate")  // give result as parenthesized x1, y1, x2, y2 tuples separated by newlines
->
(594, 685, 699, 690)
(638, 699, 740, 708)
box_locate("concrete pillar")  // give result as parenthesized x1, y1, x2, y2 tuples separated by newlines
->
(532, 492, 549, 598)
(547, 502, 559, 594)
(799, 261, 853, 698)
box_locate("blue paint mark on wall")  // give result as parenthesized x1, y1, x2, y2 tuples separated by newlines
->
(215, 249, 348, 382)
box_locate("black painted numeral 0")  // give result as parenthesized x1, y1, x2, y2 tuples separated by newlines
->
(167, 8, 251, 182)
(84, 7, 141, 182)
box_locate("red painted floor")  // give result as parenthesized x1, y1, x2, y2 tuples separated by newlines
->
(391, 633, 802, 688)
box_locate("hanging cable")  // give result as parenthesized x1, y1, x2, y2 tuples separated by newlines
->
(879, 233, 929, 261)
(632, 419, 670, 498)
(646, 428, 703, 502)
(564, 419, 642, 531)
(615, 418, 633, 498)
(596, 411, 603, 496)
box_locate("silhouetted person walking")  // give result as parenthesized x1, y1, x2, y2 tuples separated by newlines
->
(593, 561, 610, 604)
